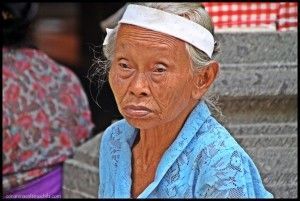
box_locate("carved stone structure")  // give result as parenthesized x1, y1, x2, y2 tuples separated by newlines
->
(63, 31, 297, 198)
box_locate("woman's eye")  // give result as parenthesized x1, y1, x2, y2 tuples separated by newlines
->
(153, 64, 167, 73)
(119, 63, 129, 69)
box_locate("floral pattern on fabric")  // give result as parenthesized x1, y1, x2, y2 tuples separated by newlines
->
(2, 47, 94, 192)
(98, 101, 273, 198)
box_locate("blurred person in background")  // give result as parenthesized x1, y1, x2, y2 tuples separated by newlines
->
(2, 3, 94, 198)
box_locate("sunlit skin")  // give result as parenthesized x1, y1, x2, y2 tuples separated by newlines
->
(108, 24, 219, 198)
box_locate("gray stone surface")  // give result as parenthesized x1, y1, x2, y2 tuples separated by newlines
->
(235, 134, 297, 148)
(267, 184, 298, 198)
(217, 97, 297, 124)
(245, 147, 297, 175)
(211, 63, 297, 97)
(225, 122, 297, 136)
(214, 32, 297, 64)
(262, 172, 297, 186)
(73, 133, 102, 168)
(63, 159, 99, 197)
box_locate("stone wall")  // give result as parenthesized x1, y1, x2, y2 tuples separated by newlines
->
(63, 31, 298, 198)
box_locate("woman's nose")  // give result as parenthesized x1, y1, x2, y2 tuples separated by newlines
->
(128, 72, 150, 97)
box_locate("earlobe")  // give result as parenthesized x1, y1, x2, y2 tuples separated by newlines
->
(191, 75, 206, 100)
(191, 61, 219, 100)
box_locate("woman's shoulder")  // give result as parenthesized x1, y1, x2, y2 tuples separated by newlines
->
(196, 116, 235, 147)
(195, 115, 255, 166)
(192, 117, 272, 197)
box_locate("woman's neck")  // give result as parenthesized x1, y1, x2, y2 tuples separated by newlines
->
(138, 117, 185, 152)
(137, 100, 197, 157)
(131, 101, 197, 198)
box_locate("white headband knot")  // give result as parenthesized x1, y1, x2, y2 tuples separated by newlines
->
(103, 4, 214, 58)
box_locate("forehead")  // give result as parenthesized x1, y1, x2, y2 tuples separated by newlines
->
(115, 24, 187, 51)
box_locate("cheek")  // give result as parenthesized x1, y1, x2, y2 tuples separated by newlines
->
(152, 74, 193, 116)
(109, 69, 127, 103)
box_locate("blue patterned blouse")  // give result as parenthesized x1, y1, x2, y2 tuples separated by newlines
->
(98, 101, 273, 198)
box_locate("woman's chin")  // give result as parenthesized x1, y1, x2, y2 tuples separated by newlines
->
(124, 116, 159, 130)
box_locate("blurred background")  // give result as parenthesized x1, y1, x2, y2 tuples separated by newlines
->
(31, 3, 126, 135)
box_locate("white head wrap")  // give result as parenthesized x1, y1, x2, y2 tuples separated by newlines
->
(103, 4, 214, 58)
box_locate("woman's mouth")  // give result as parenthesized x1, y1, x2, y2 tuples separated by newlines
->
(123, 105, 152, 118)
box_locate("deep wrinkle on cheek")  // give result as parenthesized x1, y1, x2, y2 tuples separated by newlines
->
(150, 79, 182, 119)
(167, 71, 193, 103)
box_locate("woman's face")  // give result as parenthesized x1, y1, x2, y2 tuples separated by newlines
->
(109, 24, 198, 129)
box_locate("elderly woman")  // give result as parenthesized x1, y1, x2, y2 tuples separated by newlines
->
(98, 3, 273, 198)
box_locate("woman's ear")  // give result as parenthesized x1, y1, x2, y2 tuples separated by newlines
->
(192, 60, 219, 100)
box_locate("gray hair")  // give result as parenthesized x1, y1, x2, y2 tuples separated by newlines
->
(93, 3, 223, 119)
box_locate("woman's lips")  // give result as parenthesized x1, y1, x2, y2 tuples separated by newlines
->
(123, 105, 152, 118)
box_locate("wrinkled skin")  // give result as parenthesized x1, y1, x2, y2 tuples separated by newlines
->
(108, 24, 219, 197)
